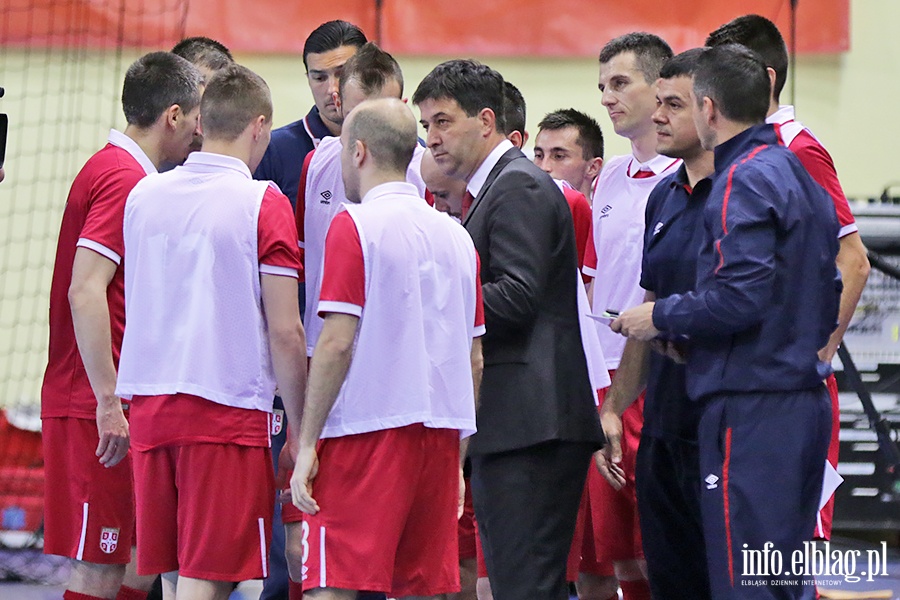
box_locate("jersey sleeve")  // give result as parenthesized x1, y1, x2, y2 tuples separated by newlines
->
(564, 188, 592, 271)
(258, 184, 303, 279)
(581, 222, 597, 279)
(473, 252, 485, 337)
(789, 131, 856, 238)
(317, 211, 365, 317)
(295, 149, 316, 275)
(77, 165, 144, 264)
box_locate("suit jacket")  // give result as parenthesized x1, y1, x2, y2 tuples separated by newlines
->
(464, 147, 605, 455)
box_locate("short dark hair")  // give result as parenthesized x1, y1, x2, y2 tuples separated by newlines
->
(599, 32, 673, 83)
(537, 109, 604, 161)
(693, 45, 770, 125)
(303, 20, 367, 71)
(339, 42, 404, 100)
(122, 52, 203, 129)
(659, 47, 705, 80)
(500, 81, 526, 137)
(412, 59, 506, 133)
(200, 64, 273, 142)
(706, 15, 788, 102)
(171, 36, 233, 74)
(346, 100, 417, 174)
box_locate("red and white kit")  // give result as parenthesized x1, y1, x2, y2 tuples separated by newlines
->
(301, 181, 483, 597)
(580, 153, 680, 572)
(116, 152, 302, 581)
(41, 129, 156, 565)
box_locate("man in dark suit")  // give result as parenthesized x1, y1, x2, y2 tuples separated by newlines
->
(413, 60, 605, 600)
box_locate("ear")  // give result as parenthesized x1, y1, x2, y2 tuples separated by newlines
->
(586, 157, 603, 180)
(765, 67, 777, 98)
(252, 115, 267, 141)
(506, 130, 523, 149)
(702, 96, 716, 128)
(164, 104, 183, 129)
(353, 139, 366, 169)
(479, 107, 496, 137)
(521, 130, 530, 146)
(197, 113, 204, 137)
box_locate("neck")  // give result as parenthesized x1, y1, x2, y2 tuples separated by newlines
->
(124, 124, 165, 169)
(630, 127, 659, 163)
(358, 171, 406, 200)
(766, 97, 779, 118)
(578, 179, 594, 202)
(682, 150, 715, 188)
(200, 139, 253, 169)
(321, 114, 341, 137)
(713, 120, 754, 150)
(464, 133, 507, 183)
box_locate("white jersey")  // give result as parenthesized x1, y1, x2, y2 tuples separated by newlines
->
(585, 153, 680, 369)
(318, 182, 482, 439)
(303, 137, 427, 356)
(117, 153, 294, 412)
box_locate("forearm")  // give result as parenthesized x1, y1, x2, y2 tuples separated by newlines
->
(603, 337, 650, 417)
(470, 337, 483, 412)
(70, 287, 118, 407)
(824, 234, 870, 359)
(298, 322, 355, 448)
(270, 325, 307, 439)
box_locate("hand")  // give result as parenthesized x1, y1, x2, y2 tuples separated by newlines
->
(290, 445, 320, 515)
(611, 302, 659, 341)
(650, 339, 687, 364)
(458, 466, 466, 520)
(95, 397, 129, 468)
(596, 407, 626, 490)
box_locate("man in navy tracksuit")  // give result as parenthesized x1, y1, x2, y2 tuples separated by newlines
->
(613, 44, 841, 599)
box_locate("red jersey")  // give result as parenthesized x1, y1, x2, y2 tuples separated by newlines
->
(41, 133, 153, 419)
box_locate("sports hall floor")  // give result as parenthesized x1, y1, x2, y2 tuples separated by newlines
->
(3, 537, 900, 599)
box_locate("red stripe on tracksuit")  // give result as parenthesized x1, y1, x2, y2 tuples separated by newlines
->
(723, 427, 734, 587)
(714, 145, 770, 275)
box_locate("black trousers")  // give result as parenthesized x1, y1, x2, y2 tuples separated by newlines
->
(470, 440, 594, 600)
(636, 434, 711, 599)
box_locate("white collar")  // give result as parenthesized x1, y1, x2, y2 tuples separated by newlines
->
(182, 152, 253, 179)
(766, 105, 796, 126)
(626, 153, 679, 177)
(107, 129, 156, 175)
(361, 181, 420, 204)
(467, 139, 515, 198)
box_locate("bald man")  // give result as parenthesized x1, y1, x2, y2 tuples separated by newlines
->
(290, 98, 485, 600)
(421, 150, 467, 220)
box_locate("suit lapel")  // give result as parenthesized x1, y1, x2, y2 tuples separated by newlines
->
(463, 147, 523, 227)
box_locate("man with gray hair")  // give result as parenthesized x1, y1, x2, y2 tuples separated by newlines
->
(291, 98, 484, 600)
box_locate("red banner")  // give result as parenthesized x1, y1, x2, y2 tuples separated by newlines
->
(3, 0, 849, 55)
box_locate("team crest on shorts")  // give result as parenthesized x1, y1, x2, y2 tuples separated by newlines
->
(271, 409, 285, 436)
(100, 527, 119, 554)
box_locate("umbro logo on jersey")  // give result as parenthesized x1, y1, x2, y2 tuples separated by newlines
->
(653, 222, 664, 236)
(320, 190, 333, 204)
(598, 204, 613, 220)
(705, 474, 719, 490)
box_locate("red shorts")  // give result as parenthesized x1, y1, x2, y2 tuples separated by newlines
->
(580, 376, 644, 573)
(132, 442, 274, 581)
(42, 417, 135, 564)
(301, 424, 460, 597)
(459, 478, 477, 560)
(474, 488, 585, 582)
(816, 373, 840, 540)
